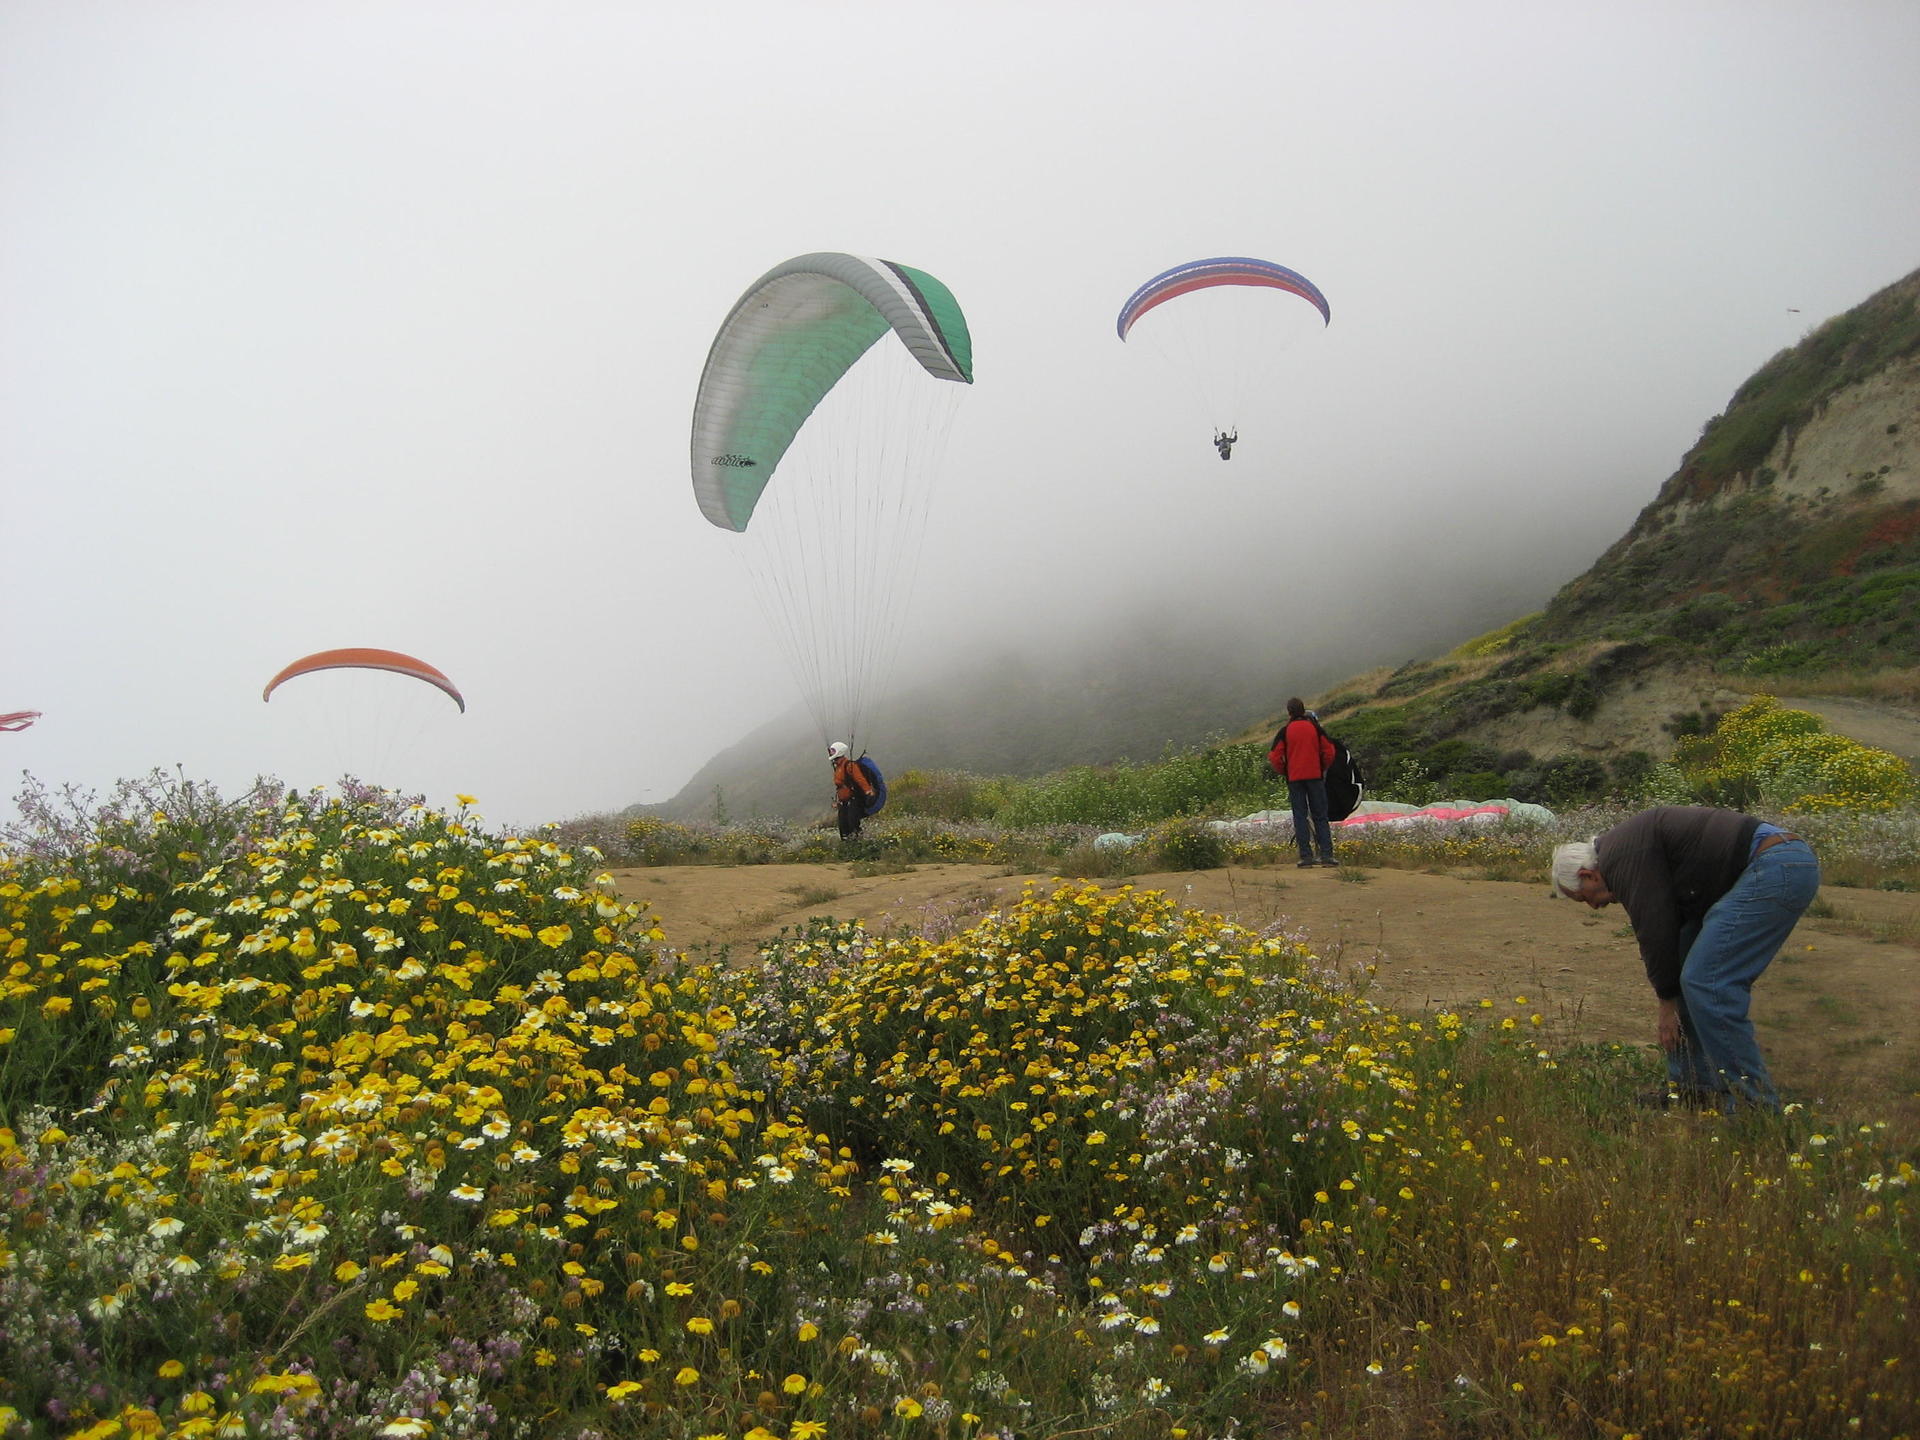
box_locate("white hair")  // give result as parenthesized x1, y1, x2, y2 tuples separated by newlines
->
(1551, 841, 1598, 895)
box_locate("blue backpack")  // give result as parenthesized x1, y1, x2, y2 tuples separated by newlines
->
(856, 755, 887, 817)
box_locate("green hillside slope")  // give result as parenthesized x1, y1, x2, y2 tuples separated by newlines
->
(1299, 266, 1920, 805)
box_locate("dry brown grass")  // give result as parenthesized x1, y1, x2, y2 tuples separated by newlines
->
(1757, 664, 1920, 704)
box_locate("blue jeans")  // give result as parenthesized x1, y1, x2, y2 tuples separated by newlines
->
(1668, 838, 1820, 1111)
(1288, 777, 1334, 862)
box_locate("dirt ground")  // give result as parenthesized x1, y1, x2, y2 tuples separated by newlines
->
(610, 860, 1920, 1114)
(1792, 695, 1920, 765)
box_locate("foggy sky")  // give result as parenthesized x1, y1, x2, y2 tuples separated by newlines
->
(5, 0, 1918, 829)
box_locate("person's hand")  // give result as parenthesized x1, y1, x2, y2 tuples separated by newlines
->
(1657, 997, 1682, 1054)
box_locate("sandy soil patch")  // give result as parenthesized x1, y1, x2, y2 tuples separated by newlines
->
(610, 860, 1920, 1113)
(1790, 695, 1920, 764)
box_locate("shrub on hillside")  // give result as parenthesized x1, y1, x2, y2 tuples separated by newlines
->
(623, 813, 713, 863)
(990, 741, 1273, 830)
(1148, 815, 1230, 871)
(1453, 613, 1539, 658)
(1674, 695, 1912, 817)
(1420, 738, 1502, 780)
(1670, 592, 1743, 641)
(1633, 760, 1701, 805)
(885, 767, 1016, 821)
(1452, 769, 1507, 801)
(1739, 641, 1829, 675)
(1369, 757, 1442, 807)
(1757, 731, 1918, 813)
(1674, 695, 1916, 812)
(1539, 755, 1610, 806)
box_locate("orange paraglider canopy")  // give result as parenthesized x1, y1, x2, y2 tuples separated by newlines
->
(262, 649, 465, 712)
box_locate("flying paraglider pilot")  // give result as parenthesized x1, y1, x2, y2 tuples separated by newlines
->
(1214, 428, 1238, 460)
(828, 741, 875, 840)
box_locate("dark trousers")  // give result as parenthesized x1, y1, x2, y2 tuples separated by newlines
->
(836, 799, 864, 839)
(1288, 777, 1334, 862)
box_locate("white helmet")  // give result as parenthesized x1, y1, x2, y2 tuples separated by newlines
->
(827, 741, 850, 760)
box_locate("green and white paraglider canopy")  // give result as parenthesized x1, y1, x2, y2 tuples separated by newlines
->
(688, 253, 973, 752)
(690, 252, 973, 532)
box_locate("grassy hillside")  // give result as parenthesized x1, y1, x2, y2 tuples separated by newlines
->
(1289, 267, 1920, 804)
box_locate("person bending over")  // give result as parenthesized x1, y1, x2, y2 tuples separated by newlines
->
(1552, 805, 1818, 1113)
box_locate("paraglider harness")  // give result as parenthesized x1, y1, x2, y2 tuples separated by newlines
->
(1214, 428, 1238, 460)
(1268, 714, 1365, 823)
(855, 753, 887, 817)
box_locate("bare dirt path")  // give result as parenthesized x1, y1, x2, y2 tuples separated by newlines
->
(1792, 695, 1920, 764)
(610, 860, 1920, 1114)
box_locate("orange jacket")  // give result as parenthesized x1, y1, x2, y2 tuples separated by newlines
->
(1269, 717, 1336, 782)
(833, 755, 875, 804)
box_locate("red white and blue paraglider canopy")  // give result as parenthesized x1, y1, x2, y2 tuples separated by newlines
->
(1116, 257, 1331, 341)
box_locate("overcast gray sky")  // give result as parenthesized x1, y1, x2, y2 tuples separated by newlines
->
(4, 0, 1918, 828)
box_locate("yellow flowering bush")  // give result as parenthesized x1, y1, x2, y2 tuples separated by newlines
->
(1675, 696, 1916, 811)
(0, 785, 849, 1437)
(678, 884, 1445, 1433)
(723, 884, 1460, 1315)
(1755, 730, 1918, 813)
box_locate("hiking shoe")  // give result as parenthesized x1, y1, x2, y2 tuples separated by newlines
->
(1296, 859, 1318, 868)
(1319, 857, 1340, 867)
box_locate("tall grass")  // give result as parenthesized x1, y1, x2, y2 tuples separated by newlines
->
(988, 741, 1280, 830)
(1757, 664, 1920, 705)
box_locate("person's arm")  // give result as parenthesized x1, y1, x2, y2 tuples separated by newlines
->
(1592, 814, 1685, 999)
(1607, 847, 1684, 998)
(1627, 903, 1684, 997)
(1656, 997, 1682, 1053)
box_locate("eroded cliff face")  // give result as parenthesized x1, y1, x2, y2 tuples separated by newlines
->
(1343, 271, 1920, 793)
(1759, 351, 1920, 506)
(1646, 348, 1920, 525)
(1609, 264, 1920, 515)
(1548, 270, 1920, 630)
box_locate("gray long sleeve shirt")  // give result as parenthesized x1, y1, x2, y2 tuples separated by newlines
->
(1594, 806, 1763, 998)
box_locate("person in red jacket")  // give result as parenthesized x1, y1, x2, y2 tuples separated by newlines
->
(1268, 697, 1338, 868)
(828, 740, 875, 840)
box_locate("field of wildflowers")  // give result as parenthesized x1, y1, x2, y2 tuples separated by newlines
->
(3, 771, 1918, 1438)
